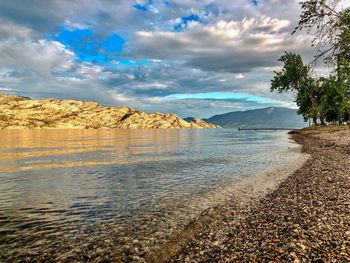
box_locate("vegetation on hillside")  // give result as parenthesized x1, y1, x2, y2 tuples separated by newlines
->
(271, 0, 350, 125)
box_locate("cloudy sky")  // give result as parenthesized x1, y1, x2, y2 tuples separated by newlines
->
(0, 0, 343, 118)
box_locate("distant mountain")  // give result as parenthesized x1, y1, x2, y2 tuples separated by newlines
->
(205, 107, 307, 128)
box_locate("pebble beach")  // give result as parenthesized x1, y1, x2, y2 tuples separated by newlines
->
(149, 126, 350, 262)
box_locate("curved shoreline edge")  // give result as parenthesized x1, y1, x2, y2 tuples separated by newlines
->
(149, 126, 350, 262)
(147, 132, 310, 262)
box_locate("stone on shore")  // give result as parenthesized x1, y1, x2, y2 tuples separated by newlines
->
(159, 126, 350, 262)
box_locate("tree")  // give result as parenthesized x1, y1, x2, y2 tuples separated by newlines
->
(270, 1, 350, 125)
(336, 57, 350, 120)
(270, 52, 326, 124)
(270, 52, 310, 92)
(337, 9, 350, 61)
(319, 76, 340, 122)
(293, 0, 350, 66)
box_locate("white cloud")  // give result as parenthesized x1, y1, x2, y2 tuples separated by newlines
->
(0, 87, 13, 91)
(235, 73, 245, 80)
(133, 16, 312, 73)
(0, 20, 76, 78)
(63, 19, 90, 30)
(134, 83, 168, 89)
(73, 63, 104, 79)
(0, 39, 75, 77)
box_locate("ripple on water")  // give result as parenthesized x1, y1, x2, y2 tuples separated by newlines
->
(0, 129, 303, 262)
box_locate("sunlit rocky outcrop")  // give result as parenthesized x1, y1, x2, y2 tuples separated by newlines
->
(0, 94, 220, 129)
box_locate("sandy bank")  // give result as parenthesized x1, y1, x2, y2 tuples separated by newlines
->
(149, 127, 350, 262)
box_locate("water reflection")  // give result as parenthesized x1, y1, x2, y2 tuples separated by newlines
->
(0, 129, 300, 262)
(0, 129, 189, 173)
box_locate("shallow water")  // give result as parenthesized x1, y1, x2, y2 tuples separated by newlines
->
(0, 129, 301, 261)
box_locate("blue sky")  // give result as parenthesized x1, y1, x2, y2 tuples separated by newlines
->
(0, 0, 328, 118)
(54, 29, 126, 63)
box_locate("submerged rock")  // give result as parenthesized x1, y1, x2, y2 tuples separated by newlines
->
(0, 94, 220, 129)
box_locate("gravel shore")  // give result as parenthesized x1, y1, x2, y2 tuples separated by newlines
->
(152, 127, 350, 262)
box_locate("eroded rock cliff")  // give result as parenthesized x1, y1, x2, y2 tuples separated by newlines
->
(0, 94, 219, 129)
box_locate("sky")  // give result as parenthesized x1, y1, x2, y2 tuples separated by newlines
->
(0, 0, 347, 118)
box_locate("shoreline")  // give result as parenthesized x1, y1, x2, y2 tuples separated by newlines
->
(147, 134, 309, 262)
(149, 127, 350, 262)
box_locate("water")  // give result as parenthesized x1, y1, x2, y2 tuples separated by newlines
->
(0, 129, 301, 262)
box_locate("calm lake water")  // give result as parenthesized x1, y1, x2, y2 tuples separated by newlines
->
(0, 129, 301, 262)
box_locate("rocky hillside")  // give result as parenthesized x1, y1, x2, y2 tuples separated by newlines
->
(184, 117, 221, 129)
(0, 94, 219, 129)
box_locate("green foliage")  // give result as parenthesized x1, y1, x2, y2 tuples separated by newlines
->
(270, 1, 350, 125)
(270, 52, 311, 93)
(294, 0, 347, 65)
(271, 53, 322, 122)
(336, 58, 350, 115)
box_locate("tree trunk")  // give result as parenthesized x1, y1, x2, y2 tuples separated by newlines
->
(320, 116, 326, 126)
(313, 117, 318, 125)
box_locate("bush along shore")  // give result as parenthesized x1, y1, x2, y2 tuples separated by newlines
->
(151, 126, 350, 262)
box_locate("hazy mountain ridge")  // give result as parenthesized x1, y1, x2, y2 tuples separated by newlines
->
(206, 107, 307, 128)
(0, 94, 219, 129)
